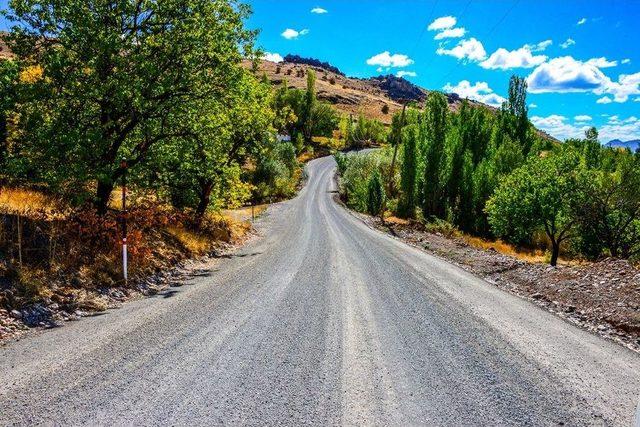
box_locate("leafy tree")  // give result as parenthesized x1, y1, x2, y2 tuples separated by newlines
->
(506, 75, 531, 154)
(487, 149, 582, 266)
(398, 124, 418, 218)
(0, 59, 17, 165)
(572, 154, 640, 259)
(421, 92, 448, 219)
(345, 114, 386, 148)
(367, 171, 385, 217)
(4, 0, 254, 213)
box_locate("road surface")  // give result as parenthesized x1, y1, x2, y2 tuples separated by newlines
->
(1, 155, 639, 426)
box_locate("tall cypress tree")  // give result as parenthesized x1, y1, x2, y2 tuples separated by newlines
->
(421, 92, 448, 219)
(398, 124, 418, 218)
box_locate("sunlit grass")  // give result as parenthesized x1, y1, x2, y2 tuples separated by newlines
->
(0, 187, 64, 218)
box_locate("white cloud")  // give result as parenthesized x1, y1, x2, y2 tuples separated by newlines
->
(597, 96, 613, 104)
(560, 38, 575, 49)
(525, 40, 553, 52)
(599, 115, 640, 141)
(526, 56, 608, 93)
(311, 7, 327, 14)
(480, 46, 547, 70)
(443, 80, 506, 107)
(622, 58, 631, 64)
(586, 57, 617, 68)
(598, 71, 640, 102)
(574, 115, 592, 122)
(635, 97, 640, 102)
(434, 27, 466, 40)
(530, 114, 591, 140)
(428, 16, 456, 31)
(396, 70, 417, 78)
(366, 51, 414, 68)
(577, 17, 587, 25)
(281, 28, 309, 39)
(263, 52, 283, 63)
(437, 38, 487, 62)
(529, 103, 538, 108)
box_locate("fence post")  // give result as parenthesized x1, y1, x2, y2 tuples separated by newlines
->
(16, 214, 22, 267)
(121, 158, 128, 284)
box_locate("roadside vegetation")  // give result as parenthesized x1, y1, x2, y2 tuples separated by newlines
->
(336, 76, 640, 266)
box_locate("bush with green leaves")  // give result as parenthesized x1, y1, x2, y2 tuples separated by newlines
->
(367, 172, 385, 216)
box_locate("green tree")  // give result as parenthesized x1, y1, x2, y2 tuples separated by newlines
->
(4, 0, 254, 213)
(0, 59, 17, 165)
(398, 124, 418, 218)
(421, 92, 448, 219)
(486, 149, 582, 266)
(367, 171, 385, 217)
(507, 75, 531, 154)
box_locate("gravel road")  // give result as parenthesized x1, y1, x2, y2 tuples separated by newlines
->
(1, 155, 639, 426)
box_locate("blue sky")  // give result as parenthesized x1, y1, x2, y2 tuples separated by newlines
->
(2, 1, 639, 141)
(243, 0, 640, 142)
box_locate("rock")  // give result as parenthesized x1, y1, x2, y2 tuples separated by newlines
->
(10, 310, 21, 319)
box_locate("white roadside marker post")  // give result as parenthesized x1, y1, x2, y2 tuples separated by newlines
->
(121, 158, 128, 284)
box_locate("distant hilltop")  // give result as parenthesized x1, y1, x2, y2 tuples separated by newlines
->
(606, 139, 640, 152)
(283, 54, 345, 76)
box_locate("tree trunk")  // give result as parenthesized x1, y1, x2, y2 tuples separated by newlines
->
(95, 180, 115, 215)
(550, 240, 560, 267)
(195, 181, 214, 223)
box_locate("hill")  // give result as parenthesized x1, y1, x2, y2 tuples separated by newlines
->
(247, 57, 491, 125)
(606, 139, 640, 152)
(0, 33, 12, 59)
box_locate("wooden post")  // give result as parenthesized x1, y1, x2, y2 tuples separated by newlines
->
(16, 215, 22, 267)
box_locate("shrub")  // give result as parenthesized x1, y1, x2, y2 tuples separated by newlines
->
(367, 172, 385, 216)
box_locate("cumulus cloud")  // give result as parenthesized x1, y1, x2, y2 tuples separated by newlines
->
(527, 56, 640, 102)
(526, 56, 608, 93)
(622, 58, 631, 64)
(396, 70, 417, 78)
(480, 46, 547, 70)
(530, 115, 591, 140)
(577, 17, 587, 25)
(529, 103, 538, 108)
(586, 57, 617, 68)
(599, 71, 640, 102)
(366, 51, 414, 67)
(428, 16, 457, 31)
(437, 38, 486, 62)
(263, 52, 284, 63)
(281, 28, 309, 39)
(443, 80, 506, 107)
(597, 96, 613, 104)
(311, 7, 327, 13)
(574, 115, 592, 122)
(434, 27, 466, 40)
(635, 97, 640, 102)
(599, 115, 640, 141)
(525, 40, 553, 52)
(560, 38, 575, 49)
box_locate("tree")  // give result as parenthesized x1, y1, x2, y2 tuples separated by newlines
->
(506, 75, 531, 154)
(486, 149, 582, 266)
(5, 0, 254, 213)
(421, 92, 448, 219)
(572, 154, 640, 259)
(302, 70, 317, 142)
(0, 59, 17, 165)
(367, 171, 385, 217)
(397, 124, 418, 218)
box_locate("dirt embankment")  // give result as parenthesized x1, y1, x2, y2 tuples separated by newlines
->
(359, 214, 640, 353)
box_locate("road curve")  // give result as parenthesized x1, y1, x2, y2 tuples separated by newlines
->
(1, 155, 639, 426)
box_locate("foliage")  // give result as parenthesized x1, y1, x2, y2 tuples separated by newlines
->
(343, 114, 387, 148)
(397, 124, 418, 218)
(421, 92, 448, 219)
(486, 148, 582, 266)
(4, 0, 255, 213)
(366, 171, 385, 216)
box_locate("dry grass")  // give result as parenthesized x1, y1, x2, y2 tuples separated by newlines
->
(0, 187, 64, 218)
(166, 226, 214, 254)
(222, 204, 268, 223)
(461, 235, 549, 264)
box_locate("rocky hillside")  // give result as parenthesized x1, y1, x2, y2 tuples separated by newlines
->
(0, 33, 12, 60)
(606, 139, 640, 152)
(247, 57, 490, 125)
